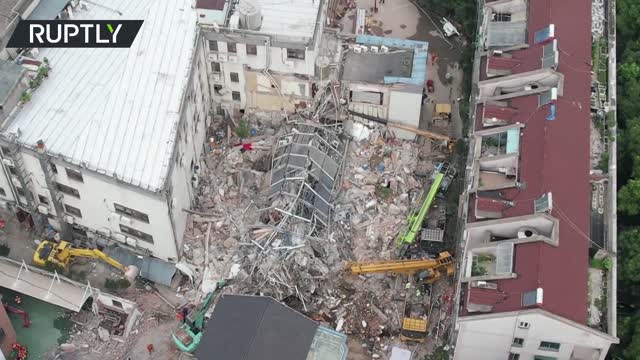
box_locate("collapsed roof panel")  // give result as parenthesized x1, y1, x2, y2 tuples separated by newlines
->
(268, 125, 348, 238)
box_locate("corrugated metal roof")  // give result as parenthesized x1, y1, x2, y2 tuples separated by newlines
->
(3, 0, 198, 192)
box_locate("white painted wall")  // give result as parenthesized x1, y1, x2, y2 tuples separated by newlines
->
(388, 90, 421, 140)
(454, 311, 615, 360)
(207, 37, 317, 108)
(196, 7, 228, 25)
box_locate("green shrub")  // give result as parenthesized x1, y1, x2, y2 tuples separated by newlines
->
(235, 120, 250, 139)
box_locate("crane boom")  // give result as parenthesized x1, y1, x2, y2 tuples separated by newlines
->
(348, 251, 453, 275)
(397, 172, 445, 246)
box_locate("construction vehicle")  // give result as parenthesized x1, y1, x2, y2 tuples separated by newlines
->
(397, 172, 445, 248)
(33, 240, 139, 281)
(433, 103, 452, 125)
(173, 280, 226, 353)
(348, 252, 454, 342)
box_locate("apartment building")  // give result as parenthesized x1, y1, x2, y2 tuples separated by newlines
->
(0, 0, 211, 282)
(196, 0, 326, 113)
(453, 0, 618, 359)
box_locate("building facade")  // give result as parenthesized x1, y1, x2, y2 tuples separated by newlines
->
(0, 0, 211, 274)
(197, 0, 326, 114)
(453, 0, 618, 358)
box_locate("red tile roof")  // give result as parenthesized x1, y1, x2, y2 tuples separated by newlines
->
(476, 196, 510, 213)
(487, 56, 521, 71)
(466, 0, 593, 325)
(483, 105, 519, 122)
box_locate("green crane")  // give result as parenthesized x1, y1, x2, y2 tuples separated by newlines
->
(396, 172, 445, 247)
(172, 280, 226, 352)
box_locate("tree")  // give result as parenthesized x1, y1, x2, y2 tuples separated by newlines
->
(618, 229, 640, 286)
(618, 180, 640, 216)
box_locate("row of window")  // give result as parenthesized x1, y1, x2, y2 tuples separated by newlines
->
(208, 40, 306, 60)
(509, 355, 557, 360)
(512, 338, 560, 351)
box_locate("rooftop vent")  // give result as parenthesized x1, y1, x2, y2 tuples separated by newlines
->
(238, 0, 262, 31)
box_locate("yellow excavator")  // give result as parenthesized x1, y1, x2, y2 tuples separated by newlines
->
(347, 251, 454, 342)
(33, 240, 139, 281)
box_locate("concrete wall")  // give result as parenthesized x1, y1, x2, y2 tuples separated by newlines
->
(454, 311, 615, 360)
(196, 7, 228, 25)
(388, 90, 421, 140)
(205, 32, 318, 111)
(0, 73, 28, 124)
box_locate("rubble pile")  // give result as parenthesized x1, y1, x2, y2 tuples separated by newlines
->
(177, 116, 446, 355)
(592, 0, 605, 39)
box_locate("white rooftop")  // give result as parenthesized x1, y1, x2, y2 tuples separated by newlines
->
(3, 0, 197, 192)
(258, 0, 321, 42)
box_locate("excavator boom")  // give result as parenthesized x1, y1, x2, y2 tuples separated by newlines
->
(348, 252, 453, 275)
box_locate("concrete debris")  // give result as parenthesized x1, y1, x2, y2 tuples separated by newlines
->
(97, 327, 111, 342)
(176, 108, 453, 357)
(592, 0, 605, 39)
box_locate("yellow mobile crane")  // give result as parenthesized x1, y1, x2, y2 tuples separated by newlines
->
(347, 252, 454, 342)
(33, 240, 139, 281)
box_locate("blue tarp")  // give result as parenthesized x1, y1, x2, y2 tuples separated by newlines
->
(355, 35, 428, 86)
(546, 104, 556, 121)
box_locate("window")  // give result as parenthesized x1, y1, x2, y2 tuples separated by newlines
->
(111, 299, 123, 309)
(350, 90, 383, 105)
(508, 353, 520, 360)
(286, 48, 305, 60)
(246, 44, 257, 55)
(209, 40, 218, 52)
(114, 203, 150, 223)
(539, 342, 560, 352)
(0, 187, 5, 196)
(7, 166, 16, 176)
(16, 188, 25, 197)
(1, 146, 11, 156)
(38, 195, 49, 205)
(534, 357, 557, 360)
(512, 337, 524, 347)
(51, 163, 58, 174)
(55, 182, 80, 198)
(493, 12, 512, 22)
(72, 226, 87, 237)
(232, 91, 241, 101)
(214, 84, 223, 95)
(518, 321, 530, 329)
(227, 42, 237, 53)
(119, 224, 154, 244)
(230, 72, 239, 83)
(211, 61, 221, 73)
(522, 290, 538, 306)
(65, 168, 84, 182)
(65, 204, 82, 218)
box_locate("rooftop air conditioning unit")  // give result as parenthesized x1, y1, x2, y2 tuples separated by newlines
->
(125, 237, 137, 247)
(218, 53, 228, 62)
(64, 215, 74, 224)
(2, 159, 13, 167)
(37, 205, 49, 215)
(380, 45, 389, 53)
(370, 46, 379, 53)
(113, 233, 126, 243)
(360, 45, 368, 52)
(353, 46, 362, 54)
